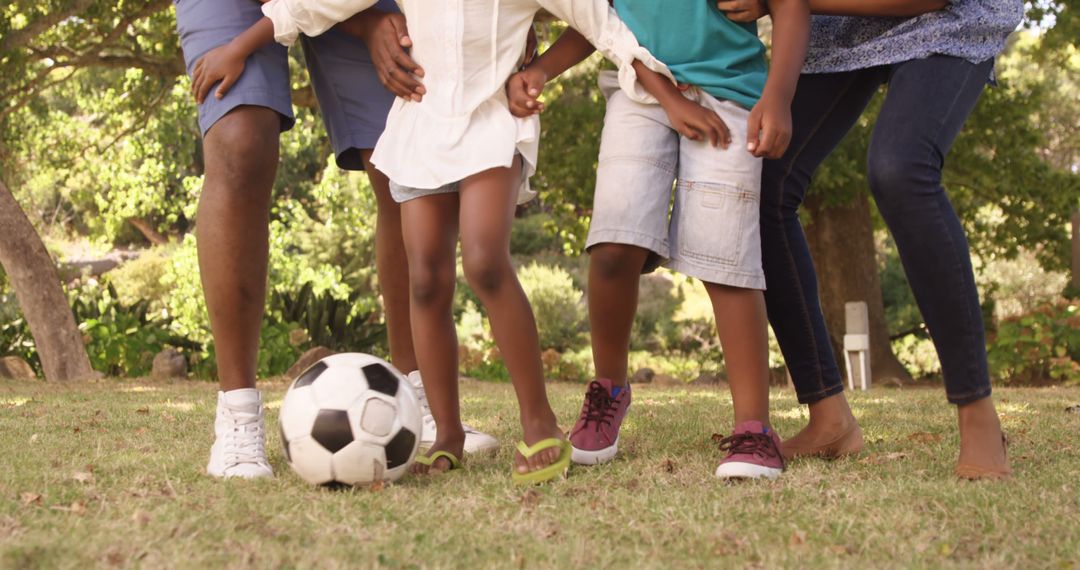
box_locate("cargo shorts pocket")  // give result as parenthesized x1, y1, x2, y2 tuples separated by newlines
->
(674, 180, 759, 267)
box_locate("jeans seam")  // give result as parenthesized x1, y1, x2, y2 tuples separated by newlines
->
(912, 58, 988, 402)
(771, 75, 865, 400)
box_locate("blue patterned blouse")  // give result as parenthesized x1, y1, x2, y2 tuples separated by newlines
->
(803, 0, 1024, 74)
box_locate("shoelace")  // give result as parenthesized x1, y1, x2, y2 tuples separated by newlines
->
(579, 381, 617, 430)
(712, 432, 784, 468)
(223, 409, 267, 466)
(408, 376, 433, 416)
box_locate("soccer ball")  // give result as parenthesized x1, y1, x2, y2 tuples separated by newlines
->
(279, 353, 422, 486)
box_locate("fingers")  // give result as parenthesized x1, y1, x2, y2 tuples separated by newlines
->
(708, 111, 732, 149)
(725, 10, 755, 22)
(194, 69, 216, 105)
(215, 73, 238, 100)
(756, 124, 779, 158)
(390, 14, 414, 49)
(746, 109, 762, 156)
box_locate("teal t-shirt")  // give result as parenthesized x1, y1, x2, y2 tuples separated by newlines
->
(613, 0, 767, 109)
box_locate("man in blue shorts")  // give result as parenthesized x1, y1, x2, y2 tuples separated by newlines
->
(175, 0, 498, 479)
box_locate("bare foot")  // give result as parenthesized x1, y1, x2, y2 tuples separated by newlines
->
(514, 412, 565, 475)
(411, 430, 465, 476)
(781, 393, 863, 460)
(955, 397, 1011, 480)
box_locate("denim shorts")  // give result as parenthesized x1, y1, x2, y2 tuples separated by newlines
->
(174, 0, 398, 170)
(586, 71, 765, 289)
(388, 157, 529, 204)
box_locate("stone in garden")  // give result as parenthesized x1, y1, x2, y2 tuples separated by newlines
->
(285, 346, 335, 379)
(631, 368, 655, 384)
(0, 356, 36, 380)
(691, 372, 725, 386)
(651, 374, 681, 387)
(151, 349, 188, 380)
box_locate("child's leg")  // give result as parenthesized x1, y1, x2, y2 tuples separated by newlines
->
(588, 244, 650, 386)
(399, 192, 464, 474)
(704, 284, 771, 427)
(361, 151, 417, 373)
(457, 159, 562, 474)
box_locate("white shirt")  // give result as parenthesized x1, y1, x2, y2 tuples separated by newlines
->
(262, 0, 671, 202)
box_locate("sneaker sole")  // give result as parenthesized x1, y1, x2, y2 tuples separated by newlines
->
(570, 437, 619, 465)
(714, 461, 782, 480)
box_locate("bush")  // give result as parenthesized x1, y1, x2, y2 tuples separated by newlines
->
(517, 262, 587, 352)
(70, 280, 187, 377)
(510, 213, 562, 256)
(631, 273, 683, 351)
(988, 300, 1080, 385)
(107, 247, 173, 309)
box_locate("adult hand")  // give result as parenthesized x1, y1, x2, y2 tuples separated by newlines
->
(746, 93, 792, 158)
(716, 0, 770, 22)
(346, 11, 425, 101)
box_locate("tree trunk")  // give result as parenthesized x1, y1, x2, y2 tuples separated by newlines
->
(803, 189, 913, 385)
(1072, 210, 1079, 292)
(0, 180, 95, 381)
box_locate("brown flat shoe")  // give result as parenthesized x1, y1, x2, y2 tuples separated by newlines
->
(780, 421, 864, 460)
(956, 434, 1012, 481)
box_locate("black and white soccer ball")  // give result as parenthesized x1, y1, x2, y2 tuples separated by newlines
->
(279, 353, 422, 486)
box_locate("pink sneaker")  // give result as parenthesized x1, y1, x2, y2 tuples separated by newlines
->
(713, 421, 785, 480)
(569, 379, 631, 465)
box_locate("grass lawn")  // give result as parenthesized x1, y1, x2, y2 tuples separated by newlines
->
(1, 379, 1078, 569)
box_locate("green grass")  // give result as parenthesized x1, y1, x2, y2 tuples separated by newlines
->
(1, 380, 1078, 569)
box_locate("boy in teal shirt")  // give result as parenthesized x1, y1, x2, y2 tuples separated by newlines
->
(508, 0, 808, 479)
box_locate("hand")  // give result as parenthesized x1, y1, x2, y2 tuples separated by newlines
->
(192, 43, 247, 104)
(506, 67, 548, 118)
(350, 11, 425, 101)
(716, 0, 769, 22)
(663, 96, 731, 148)
(746, 93, 792, 159)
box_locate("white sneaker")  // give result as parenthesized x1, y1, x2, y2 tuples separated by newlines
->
(406, 371, 500, 454)
(206, 389, 274, 479)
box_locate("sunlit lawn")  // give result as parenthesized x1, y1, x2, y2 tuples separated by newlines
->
(1, 378, 1078, 569)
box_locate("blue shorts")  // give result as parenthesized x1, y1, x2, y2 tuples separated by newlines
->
(174, 0, 397, 170)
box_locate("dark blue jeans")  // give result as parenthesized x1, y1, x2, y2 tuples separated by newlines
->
(760, 55, 995, 406)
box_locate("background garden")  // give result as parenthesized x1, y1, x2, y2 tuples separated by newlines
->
(1, 1, 1078, 389)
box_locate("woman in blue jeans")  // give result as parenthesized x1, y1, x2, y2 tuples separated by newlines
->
(719, 0, 1022, 479)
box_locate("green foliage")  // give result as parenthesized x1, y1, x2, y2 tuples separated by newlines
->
(509, 212, 562, 256)
(517, 262, 587, 352)
(630, 274, 684, 352)
(70, 281, 184, 377)
(106, 247, 172, 309)
(271, 282, 386, 354)
(0, 288, 39, 373)
(988, 300, 1080, 385)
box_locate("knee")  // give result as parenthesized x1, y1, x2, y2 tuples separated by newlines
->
(866, 142, 940, 206)
(408, 259, 455, 309)
(590, 244, 644, 282)
(204, 107, 280, 180)
(461, 248, 511, 296)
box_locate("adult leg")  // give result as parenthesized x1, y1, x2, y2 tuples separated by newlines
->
(759, 69, 885, 458)
(198, 107, 280, 391)
(361, 151, 417, 372)
(866, 56, 1008, 477)
(399, 192, 462, 474)
(458, 158, 563, 474)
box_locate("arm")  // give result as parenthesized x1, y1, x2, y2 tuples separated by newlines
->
(506, 28, 595, 116)
(633, 61, 731, 148)
(534, 0, 674, 102)
(337, 9, 426, 101)
(261, 0, 379, 46)
(717, 0, 947, 22)
(746, 0, 809, 158)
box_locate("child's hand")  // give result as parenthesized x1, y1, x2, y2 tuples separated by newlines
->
(716, 0, 769, 22)
(506, 67, 548, 118)
(662, 96, 731, 148)
(746, 93, 792, 159)
(192, 43, 247, 104)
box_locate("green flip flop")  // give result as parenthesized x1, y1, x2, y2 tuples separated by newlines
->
(511, 438, 571, 485)
(414, 450, 462, 473)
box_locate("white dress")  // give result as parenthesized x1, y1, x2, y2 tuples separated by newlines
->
(262, 0, 671, 203)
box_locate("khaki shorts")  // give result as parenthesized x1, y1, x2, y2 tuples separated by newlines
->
(586, 71, 765, 289)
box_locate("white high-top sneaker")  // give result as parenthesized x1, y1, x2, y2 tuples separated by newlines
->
(406, 371, 499, 454)
(206, 388, 274, 479)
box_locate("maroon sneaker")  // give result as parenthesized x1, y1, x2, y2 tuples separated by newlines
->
(713, 421, 785, 480)
(569, 379, 631, 465)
